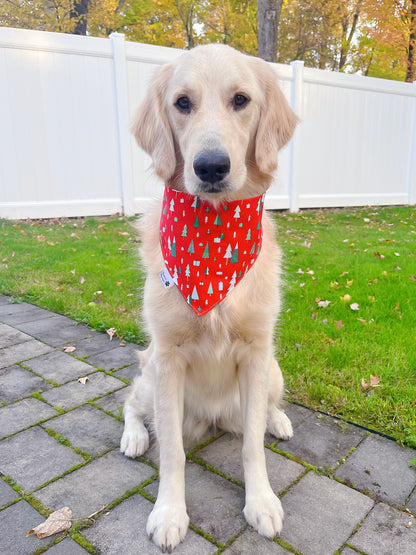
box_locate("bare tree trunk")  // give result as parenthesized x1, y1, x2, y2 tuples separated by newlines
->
(176, 0, 195, 49)
(71, 0, 89, 35)
(406, 0, 416, 82)
(339, 0, 362, 72)
(257, 0, 283, 62)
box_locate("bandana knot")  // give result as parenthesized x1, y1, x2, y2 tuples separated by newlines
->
(159, 186, 265, 316)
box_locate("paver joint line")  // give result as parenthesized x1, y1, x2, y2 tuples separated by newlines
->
(1, 294, 416, 555)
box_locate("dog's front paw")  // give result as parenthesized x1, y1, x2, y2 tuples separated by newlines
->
(244, 491, 284, 539)
(120, 421, 149, 458)
(267, 405, 293, 441)
(146, 503, 189, 553)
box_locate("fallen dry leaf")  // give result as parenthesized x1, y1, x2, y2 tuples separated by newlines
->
(78, 376, 89, 385)
(63, 346, 76, 353)
(317, 300, 331, 308)
(350, 302, 360, 311)
(340, 294, 352, 302)
(106, 327, 116, 341)
(335, 320, 344, 330)
(361, 375, 381, 391)
(26, 506, 72, 538)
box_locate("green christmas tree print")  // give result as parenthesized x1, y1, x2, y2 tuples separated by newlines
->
(230, 243, 239, 263)
(181, 224, 187, 237)
(193, 215, 200, 228)
(214, 214, 222, 226)
(246, 229, 251, 241)
(188, 239, 195, 254)
(171, 238, 177, 257)
(202, 242, 209, 258)
(207, 282, 213, 295)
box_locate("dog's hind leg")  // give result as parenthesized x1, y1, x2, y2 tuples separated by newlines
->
(266, 359, 293, 441)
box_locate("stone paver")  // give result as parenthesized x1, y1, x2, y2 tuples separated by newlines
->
(0, 397, 57, 438)
(349, 502, 416, 555)
(277, 412, 367, 468)
(0, 364, 51, 403)
(41, 371, 126, 410)
(83, 494, 217, 555)
(86, 344, 141, 371)
(0, 478, 18, 506)
(113, 361, 141, 382)
(93, 387, 127, 417)
(280, 471, 374, 555)
(0, 301, 41, 317)
(1, 294, 416, 555)
(44, 404, 123, 456)
(195, 433, 305, 493)
(0, 426, 84, 491)
(34, 450, 154, 518)
(23, 350, 98, 384)
(0, 339, 54, 369)
(0, 323, 33, 348)
(71, 333, 121, 358)
(0, 500, 52, 553)
(224, 529, 291, 554)
(335, 434, 416, 505)
(145, 461, 246, 545)
(407, 487, 416, 514)
(0, 306, 56, 326)
(46, 538, 89, 554)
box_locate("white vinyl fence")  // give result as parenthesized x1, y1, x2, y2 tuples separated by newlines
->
(0, 26, 415, 219)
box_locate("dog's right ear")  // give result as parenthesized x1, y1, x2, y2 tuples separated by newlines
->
(131, 64, 176, 181)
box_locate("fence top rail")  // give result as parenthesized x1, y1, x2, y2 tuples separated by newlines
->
(0, 26, 112, 58)
(303, 65, 416, 97)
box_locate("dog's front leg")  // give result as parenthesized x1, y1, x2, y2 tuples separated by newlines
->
(147, 350, 189, 553)
(238, 345, 284, 539)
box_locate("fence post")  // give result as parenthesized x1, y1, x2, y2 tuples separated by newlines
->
(288, 60, 304, 213)
(110, 32, 135, 216)
(408, 81, 416, 206)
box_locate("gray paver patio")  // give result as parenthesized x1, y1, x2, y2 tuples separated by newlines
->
(1, 294, 416, 555)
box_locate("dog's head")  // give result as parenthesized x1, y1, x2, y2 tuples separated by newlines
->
(132, 44, 297, 201)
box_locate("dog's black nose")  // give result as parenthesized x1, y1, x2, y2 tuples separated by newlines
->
(193, 151, 231, 184)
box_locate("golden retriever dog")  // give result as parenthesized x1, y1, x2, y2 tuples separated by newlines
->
(121, 44, 297, 553)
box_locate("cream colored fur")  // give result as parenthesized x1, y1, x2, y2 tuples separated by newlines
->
(121, 44, 298, 553)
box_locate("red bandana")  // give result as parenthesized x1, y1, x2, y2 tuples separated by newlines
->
(159, 186, 265, 316)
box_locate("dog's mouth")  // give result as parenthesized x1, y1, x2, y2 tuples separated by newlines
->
(196, 180, 230, 196)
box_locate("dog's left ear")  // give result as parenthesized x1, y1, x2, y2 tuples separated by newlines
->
(254, 60, 298, 175)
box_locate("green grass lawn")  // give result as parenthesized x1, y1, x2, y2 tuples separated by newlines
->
(1, 206, 415, 448)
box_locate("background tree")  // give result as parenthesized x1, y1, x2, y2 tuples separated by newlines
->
(257, 0, 283, 61)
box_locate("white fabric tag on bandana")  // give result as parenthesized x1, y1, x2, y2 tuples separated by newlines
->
(159, 268, 175, 289)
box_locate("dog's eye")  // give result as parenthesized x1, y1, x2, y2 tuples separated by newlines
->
(233, 94, 249, 110)
(175, 96, 192, 114)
